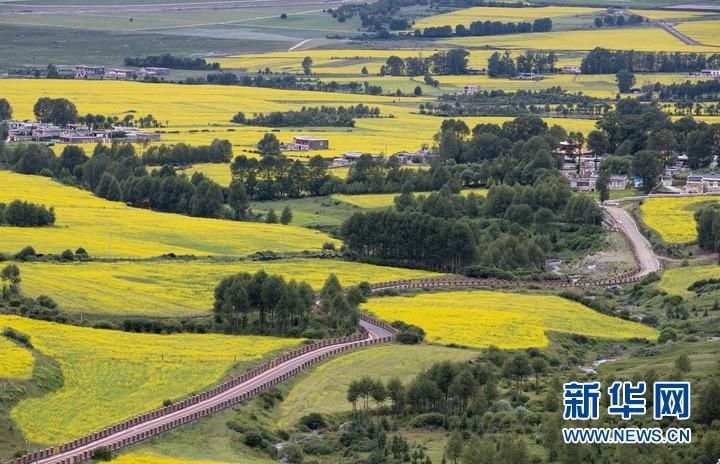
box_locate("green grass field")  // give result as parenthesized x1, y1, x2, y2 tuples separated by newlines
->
(17, 259, 441, 317)
(1, 315, 300, 445)
(276, 344, 478, 428)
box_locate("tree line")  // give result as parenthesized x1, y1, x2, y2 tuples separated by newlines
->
(124, 54, 220, 70)
(231, 104, 382, 128)
(419, 17, 551, 39)
(423, 86, 603, 117)
(380, 49, 469, 76)
(593, 13, 644, 28)
(0, 200, 55, 227)
(646, 79, 720, 102)
(487, 50, 558, 77)
(185, 73, 385, 96)
(142, 139, 233, 165)
(581, 47, 720, 74)
(2, 142, 234, 221)
(213, 272, 363, 338)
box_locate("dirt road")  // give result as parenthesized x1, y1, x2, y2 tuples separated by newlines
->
(602, 205, 661, 277)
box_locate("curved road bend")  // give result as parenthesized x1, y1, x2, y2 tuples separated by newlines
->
(31, 320, 393, 464)
(602, 205, 661, 277)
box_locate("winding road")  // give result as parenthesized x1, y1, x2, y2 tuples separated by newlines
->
(6, 206, 661, 464)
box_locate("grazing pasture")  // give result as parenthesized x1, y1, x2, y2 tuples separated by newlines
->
(17, 259, 441, 317)
(362, 290, 658, 348)
(276, 344, 478, 427)
(640, 196, 719, 244)
(0, 337, 34, 381)
(0, 171, 337, 257)
(2, 315, 301, 445)
(658, 265, 720, 297)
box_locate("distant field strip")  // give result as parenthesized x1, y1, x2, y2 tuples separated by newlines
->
(0, 171, 337, 257)
(414, 6, 602, 29)
(444, 27, 720, 52)
(0, 336, 34, 380)
(659, 265, 720, 297)
(18, 259, 441, 317)
(675, 20, 720, 46)
(2, 315, 301, 445)
(277, 344, 478, 427)
(641, 196, 719, 244)
(362, 290, 658, 348)
(113, 452, 273, 464)
(332, 188, 488, 209)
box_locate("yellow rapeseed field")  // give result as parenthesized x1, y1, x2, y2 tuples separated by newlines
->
(0, 171, 338, 257)
(630, 9, 714, 20)
(332, 188, 488, 209)
(444, 27, 720, 52)
(414, 6, 603, 29)
(0, 336, 35, 380)
(676, 20, 720, 47)
(641, 196, 720, 244)
(18, 259, 441, 317)
(0, 79, 599, 159)
(362, 290, 657, 348)
(658, 265, 720, 298)
(2, 315, 300, 445)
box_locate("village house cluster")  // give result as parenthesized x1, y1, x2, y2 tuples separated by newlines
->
(4, 120, 161, 144)
(5, 65, 170, 80)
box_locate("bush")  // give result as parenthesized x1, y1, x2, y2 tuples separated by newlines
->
(301, 437, 338, 455)
(243, 429, 265, 448)
(411, 413, 445, 428)
(14, 246, 37, 261)
(92, 446, 112, 461)
(2, 327, 33, 348)
(392, 321, 425, 344)
(36, 295, 57, 309)
(162, 399, 173, 407)
(60, 249, 75, 261)
(658, 327, 679, 344)
(299, 412, 326, 431)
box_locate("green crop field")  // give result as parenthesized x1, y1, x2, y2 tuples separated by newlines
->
(17, 259, 441, 317)
(332, 188, 488, 209)
(276, 344, 478, 428)
(1, 315, 300, 445)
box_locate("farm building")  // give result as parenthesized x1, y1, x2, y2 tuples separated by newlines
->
(75, 65, 105, 79)
(685, 173, 720, 193)
(560, 65, 581, 74)
(463, 84, 480, 95)
(287, 136, 329, 151)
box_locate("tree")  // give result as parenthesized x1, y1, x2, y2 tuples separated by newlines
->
(1, 264, 21, 287)
(461, 436, 495, 464)
(414, 86, 423, 96)
(587, 130, 609, 155)
(615, 69, 636, 93)
(361, 66, 369, 75)
(531, 357, 548, 392)
(33, 97, 78, 125)
(699, 379, 720, 424)
(280, 205, 293, 225)
(565, 194, 602, 225)
(686, 128, 715, 169)
(265, 208, 278, 223)
(280, 443, 304, 464)
(502, 353, 532, 390)
(257, 133, 281, 157)
(386, 56, 406, 76)
(631, 150, 663, 194)
(594, 16, 603, 27)
(0, 98, 12, 120)
(596, 168, 611, 203)
(445, 431, 464, 464)
(302, 56, 313, 75)
(228, 180, 249, 219)
(674, 354, 692, 373)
